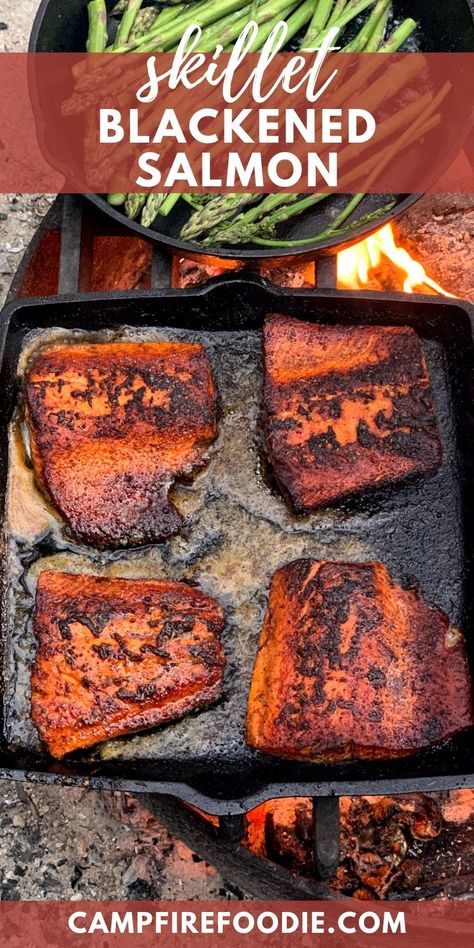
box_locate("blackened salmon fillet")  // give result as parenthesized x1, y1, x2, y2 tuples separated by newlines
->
(25, 341, 217, 547)
(246, 559, 473, 762)
(32, 571, 226, 758)
(263, 315, 442, 511)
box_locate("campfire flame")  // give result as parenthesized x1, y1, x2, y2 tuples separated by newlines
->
(337, 224, 455, 297)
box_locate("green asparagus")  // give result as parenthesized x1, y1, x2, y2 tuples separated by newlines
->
(343, 0, 390, 51)
(158, 193, 182, 216)
(379, 17, 417, 51)
(86, 0, 108, 52)
(108, 192, 127, 205)
(326, 0, 347, 25)
(252, 95, 446, 245)
(124, 192, 147, 218)
(202, 194, 301, 244)
(130, 7, 160, 40)
(111, 0, 128, 16)
(301, 0, 380, 49)
(364, 0, 390, 50)
(281, 0, 319, 47)
(120, 0, 248, 51)
(166, 0, 303, 53)
(253, 198, 396, 245)
(181, 194, 260, 241)
(113, 0, 143, 49)
(301, 0, 335, 50)
(141, 193, 167, 227)
(247, 0, 300, 50)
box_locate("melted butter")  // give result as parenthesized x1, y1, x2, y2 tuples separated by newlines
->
(6, 423, 57, 544)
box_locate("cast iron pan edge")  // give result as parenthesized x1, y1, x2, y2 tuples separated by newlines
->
(1, 276, 474, 814)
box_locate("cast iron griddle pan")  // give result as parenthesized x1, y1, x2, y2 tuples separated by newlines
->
(29, 0, 474, 261)
(0, 276, 473, 815)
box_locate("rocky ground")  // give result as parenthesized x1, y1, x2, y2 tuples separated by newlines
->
(0, 0, 473, 902)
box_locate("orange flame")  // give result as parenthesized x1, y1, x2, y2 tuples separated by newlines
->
(337, 223, 455, 297)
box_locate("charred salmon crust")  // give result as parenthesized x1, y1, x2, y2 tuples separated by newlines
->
(25, 341, 217, 548)
(246, 559, 473, 762)
(263, 315, 442, 512)
(31, 571, 226, 758)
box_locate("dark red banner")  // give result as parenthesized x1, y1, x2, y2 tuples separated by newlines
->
(1, 900, 474, 947)
(0, 51, 472, 193)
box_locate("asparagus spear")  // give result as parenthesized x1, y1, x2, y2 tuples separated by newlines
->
(197, 3, 259, 51)
(254, 197, 397, 245)
(247, 0, 300, 50)
(379, 17, 417, 52)
(130, 7, 160, 39)
(180, 194, 260, 241)
(113, 0, 143, 49)
(188, 193, 215, 205)
(279, 0, 319, 46)
(364, 0, 390, 50)
(210, 195, 321, 244)
(111, 0, 128, 15)
(324, 190, 365, 232)
(301, 0, 335, 50)
(326, 199, 396, 236)
(125, 193, 147, 218)
(343, 0, 390, 52)
(204, 194, 300, 244)
(105, 2, 185, 49)
(158, 193, 181, 216)
(108, 192, 127, 206)
(301, 0, 378, 49)
(141, 193, 167, 227)
(123, 0, 248, 52)
(86, 0, 108, 52)
(150, 2, 187, 24)
(198, 0, 316, 52)
(326, 0, 347, 24)
(181, 194, 205, 210)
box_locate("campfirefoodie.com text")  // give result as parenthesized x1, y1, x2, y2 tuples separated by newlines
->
(68, 909, 407, 937)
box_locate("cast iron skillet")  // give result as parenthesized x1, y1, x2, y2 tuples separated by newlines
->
(30, 0, 474, 261)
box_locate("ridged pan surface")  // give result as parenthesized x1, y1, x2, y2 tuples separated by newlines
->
(29, 0, 474, 260)
(0, 277, 473, 814)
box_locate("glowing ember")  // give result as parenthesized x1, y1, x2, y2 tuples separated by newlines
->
(337, 224, 455, 297)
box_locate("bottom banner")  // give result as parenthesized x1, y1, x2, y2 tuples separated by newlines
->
(1, 900, 474, 947)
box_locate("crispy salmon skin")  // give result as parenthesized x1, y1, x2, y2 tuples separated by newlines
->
(246, 559, 473, 762)
(32, 571, 226, 758)
(263, 315, 442, 511)
(25, 340, 217, 547)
